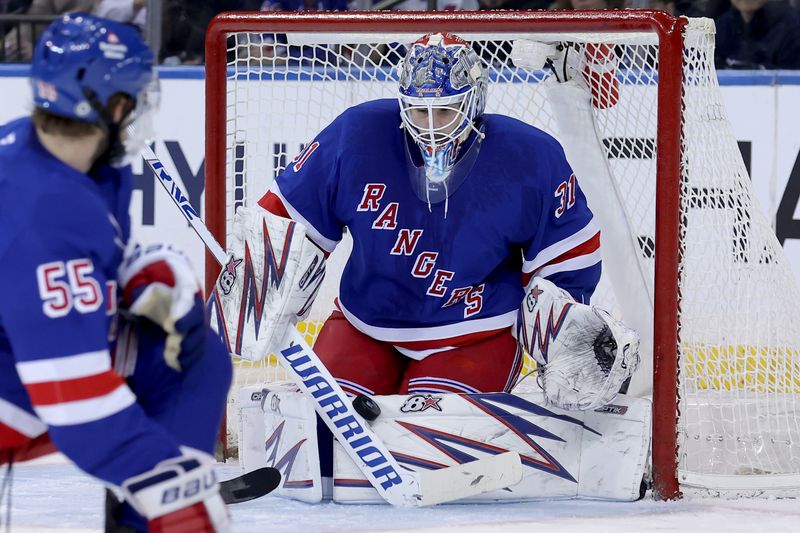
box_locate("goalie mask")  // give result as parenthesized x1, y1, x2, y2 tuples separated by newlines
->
(398, 33, 487, 189)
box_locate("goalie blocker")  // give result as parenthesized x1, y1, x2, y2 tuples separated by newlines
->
(237, 385, 650, 503)
(209, 207, 326, 361)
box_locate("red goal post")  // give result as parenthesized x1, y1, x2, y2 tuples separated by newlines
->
(204, 10, 800, 501)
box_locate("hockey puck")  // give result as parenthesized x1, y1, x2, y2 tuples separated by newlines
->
(353, 394, 381, 421)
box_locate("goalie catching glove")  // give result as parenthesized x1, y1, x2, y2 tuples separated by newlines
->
(516, 277, 639, 411)
(211, 207, 326, 361)
(118, 243, 206, 372)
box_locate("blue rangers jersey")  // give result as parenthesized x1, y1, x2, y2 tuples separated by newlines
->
(260, 99, 601, 357)
(0, 118, 181, 484)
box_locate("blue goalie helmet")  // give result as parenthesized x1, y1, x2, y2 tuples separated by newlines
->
(31, 12, 157, 136)
(398, 32, 487, 183)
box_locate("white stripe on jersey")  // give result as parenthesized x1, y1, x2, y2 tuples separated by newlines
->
(339, 300, 516, 343)
(395, 345, 456, 361)
(33, 385, 136, 426)
(536, 248, 602, 278)
(407, 377, 480, 394)
(522, 218, 600, 274)
(16, 350, 111, 384)
(336, 378, 375, 397)
(0, 397, 47, 437)
(270, 182, 340, 253)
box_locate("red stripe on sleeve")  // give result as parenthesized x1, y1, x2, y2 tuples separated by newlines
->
(123, 261, 176, 305)
(0, 432, 56, 463)
(0, 423, 34, 449)
(537, 231, 601, 272)
(26, 370, 127, 406)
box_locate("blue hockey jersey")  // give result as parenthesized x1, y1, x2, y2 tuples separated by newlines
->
(0, 118, 181, 484)
(261, 99, 601, 356)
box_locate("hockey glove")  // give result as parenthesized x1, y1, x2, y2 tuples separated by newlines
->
(121, 449, 230, 533)
(119, 243, 206, 372)
(516, 277, 640, 410)
(547, 42, 620, 109)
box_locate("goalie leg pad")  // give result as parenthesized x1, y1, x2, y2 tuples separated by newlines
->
(238, 384, 324, 503)
(332, 391, 650, 504)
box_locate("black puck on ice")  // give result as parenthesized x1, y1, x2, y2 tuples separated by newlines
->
(353, 394, 381, 421)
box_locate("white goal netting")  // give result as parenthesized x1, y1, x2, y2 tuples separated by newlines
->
(210, 15, 800, 495)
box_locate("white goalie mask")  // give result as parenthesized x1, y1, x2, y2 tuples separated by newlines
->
(398, 32, 488, 186)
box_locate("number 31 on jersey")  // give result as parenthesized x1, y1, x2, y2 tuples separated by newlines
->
(554, 174, 578, 218)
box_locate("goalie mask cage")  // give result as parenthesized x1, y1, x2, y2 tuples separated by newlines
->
(205, 11, 800, 500)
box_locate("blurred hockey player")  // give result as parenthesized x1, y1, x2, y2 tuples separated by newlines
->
(0, 14, 231, 532)
(256, 32, 636, 407)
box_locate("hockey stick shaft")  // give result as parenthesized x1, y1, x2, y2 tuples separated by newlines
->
(134, 133, 227, 265)
(140, 141, 522, 506)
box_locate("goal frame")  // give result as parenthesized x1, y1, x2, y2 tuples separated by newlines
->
(204, 10, 686, 500)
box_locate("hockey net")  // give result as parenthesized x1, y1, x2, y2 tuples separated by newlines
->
(205, 11, 800, 498)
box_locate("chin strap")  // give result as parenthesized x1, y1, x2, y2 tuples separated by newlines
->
(83, 88, 132, 168)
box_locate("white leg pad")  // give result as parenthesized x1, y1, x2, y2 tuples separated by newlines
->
(333, 392, 650, 503)
(239, 384, 323, 503)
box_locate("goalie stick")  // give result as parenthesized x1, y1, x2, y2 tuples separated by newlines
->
(220, 467, 282, 504)
(136, 131, 523, 507)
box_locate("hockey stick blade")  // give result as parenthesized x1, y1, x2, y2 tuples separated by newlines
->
(415, 451, 523, 507)
(220, 467, 282, 505)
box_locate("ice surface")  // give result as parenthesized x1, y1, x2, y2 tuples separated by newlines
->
(2, 456, 800, 533)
